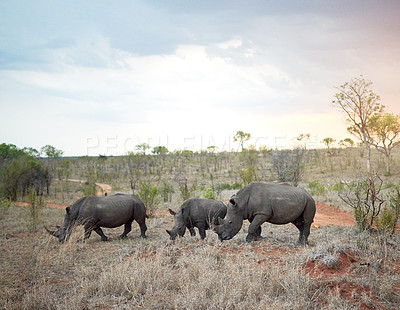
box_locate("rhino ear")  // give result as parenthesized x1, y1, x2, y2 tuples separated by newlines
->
(66, 207, 70, 214)
(229, 197, 237, 207)
(216, 217, 225, 225)
(168, 209, 176, 216)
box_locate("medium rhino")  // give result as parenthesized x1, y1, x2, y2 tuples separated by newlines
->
(166, 198, 227, 240)
(45, 194, 148, 243)
(213, 182, 316, 244)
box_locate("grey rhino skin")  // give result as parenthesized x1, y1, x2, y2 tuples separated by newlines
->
(166, 198, 227, 240)
(45, 194, 147, 243)
(213, 182, 316, 244)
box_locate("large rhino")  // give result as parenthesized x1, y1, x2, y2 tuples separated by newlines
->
(166, 198, 227, 240)
(213, 182, 316, 244)
(45, 194, 148, 243)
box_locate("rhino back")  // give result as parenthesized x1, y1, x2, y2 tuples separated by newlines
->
(241, 183, 314, 224)
(77, 195, 136, 228)
(185, 198, 226, 224)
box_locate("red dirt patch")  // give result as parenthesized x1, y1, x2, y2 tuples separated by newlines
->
(313, 203, 355, 228)
(305, 251, 357, 277)
(326, 280, 385, 310)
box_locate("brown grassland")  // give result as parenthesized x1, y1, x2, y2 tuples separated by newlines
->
(1, 147, 399, 309)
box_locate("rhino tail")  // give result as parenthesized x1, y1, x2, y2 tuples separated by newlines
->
(145, 214, 149, 219)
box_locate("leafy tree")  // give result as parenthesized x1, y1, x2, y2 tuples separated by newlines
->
(296, 133, 311, 149)
(233, 131, 251, 151)
(321, 137, 336, 150)
(368, 113, 400, 175)
(135, 143, 150, 155)
(152, 146, 169, 155)
(332, 76, 384, 172)
(0, 144, 48, 200)
(22, 147, 40, 157)
(40, 145, 63, 194)
(339, 138, 354, 148)
(40, 145, 63, 158)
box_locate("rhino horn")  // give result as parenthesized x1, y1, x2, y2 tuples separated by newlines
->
(166, 229, 172, 236)
(44, 225, 57, 236)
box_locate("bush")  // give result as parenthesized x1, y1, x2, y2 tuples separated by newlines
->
(339, 175, 385, 231)
(203, 188, 216, 199)
(330, 182, 345, 192)
(137, 182, 160, 216)
(82, 181, 97, 196)
(308, 180, 326, 196)
(217, 182, 242, 191)
(177, 178, 197, 201)
(376, 183, 400, 236)
(270, 148, 305, 187)
(0, 197, 11, 220)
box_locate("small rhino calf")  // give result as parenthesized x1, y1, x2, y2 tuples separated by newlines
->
(166, 198, 227, 240)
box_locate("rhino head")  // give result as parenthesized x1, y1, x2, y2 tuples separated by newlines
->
(45, 225, 67, 243)
(45, 206, 73, 243)
(213, 197, 243, 241)
(166, 208, 186, 240)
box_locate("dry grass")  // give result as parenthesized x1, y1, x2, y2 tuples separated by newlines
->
(1, 204, 399, 310)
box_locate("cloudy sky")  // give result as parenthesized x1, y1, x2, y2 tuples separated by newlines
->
(1, 0, 400, 156)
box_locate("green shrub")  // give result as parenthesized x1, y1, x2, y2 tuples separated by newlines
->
(330, 182, 345, 192)
(217, 182, 242, 191)
(203, 188, 216, 199)
(375, 207, 398, 237)
(137, 182, 160, 216)
(82, 181, 97, 196)
(0, 197, 11, 220)
(307, 180, 326, 196)
(376, 183, 400, 236)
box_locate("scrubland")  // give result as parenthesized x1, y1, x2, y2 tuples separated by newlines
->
(1, 147, 400, 309)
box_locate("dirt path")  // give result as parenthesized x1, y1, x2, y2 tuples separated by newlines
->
(66, 179, 112, 196)
(14, 180, 113, 210)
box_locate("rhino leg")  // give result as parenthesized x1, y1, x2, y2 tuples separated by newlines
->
(246, 214, 267, 242)
(137, 220, 147, 238)
(292, 218, 307, 245)
(120, 221, 132, 239)
(197, 224, 207, 239)
(82, 223, 94, 241)
(94, 227, 108, 241)
(188, 226, 196, 237)
(299, 221, 312, 245)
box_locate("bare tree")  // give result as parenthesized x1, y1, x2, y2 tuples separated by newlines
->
(332, 76, 384, 173)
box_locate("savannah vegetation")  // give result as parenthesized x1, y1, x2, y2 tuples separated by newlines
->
(1, 76, 400, 309)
